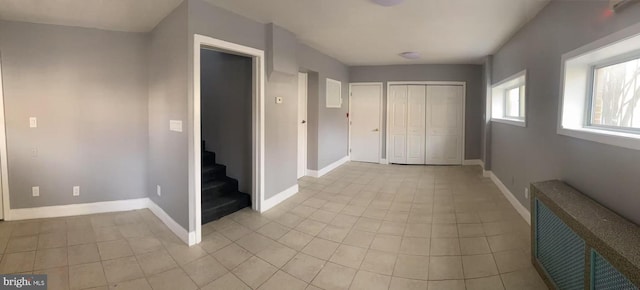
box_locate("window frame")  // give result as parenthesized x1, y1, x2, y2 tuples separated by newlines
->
(504, 84, 526, 120)
(558, 21, 640, 151)
(491, 70, 527, 127)
(585, 52, 640, 134)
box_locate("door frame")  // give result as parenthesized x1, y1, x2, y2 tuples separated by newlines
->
(348, 82, 384, 163)
(0, 53, 7, 220)
(297, 72, 308, 178)
(193, 34, 265, 244)
(386, 81, 466, 165)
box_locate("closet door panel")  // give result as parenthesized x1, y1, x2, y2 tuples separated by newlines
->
(388, 85, 408, 164)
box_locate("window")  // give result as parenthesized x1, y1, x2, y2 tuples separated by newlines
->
(559, 22, 640, 150)
(491, 70, 527, 127)
(589, 57, 640, 131)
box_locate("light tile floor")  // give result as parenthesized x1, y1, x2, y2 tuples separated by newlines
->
(0, 162, 548, 289)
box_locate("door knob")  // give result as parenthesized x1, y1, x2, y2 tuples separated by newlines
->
(301, 120, 306, 124)
(372, 128, 379, 132)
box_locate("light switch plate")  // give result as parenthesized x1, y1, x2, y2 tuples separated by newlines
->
(157, 185, 161, 197)
(32, 186, 39, 197)
(169, 120, 183, 132)
(29, 117, 37, 128)
(73, 186, 80, 196)
(275, 97, 283, 104)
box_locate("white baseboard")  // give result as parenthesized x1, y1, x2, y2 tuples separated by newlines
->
(379, 159, 389, 165)
(5, 198, 149, 221)
(5, 197, 194, 246)
(146, 199, 194, 245)
(485, 171, 531, 225)
(307, 156, 349, 178)
(463, 159, 484, 167)
(260, 184, 299, 213)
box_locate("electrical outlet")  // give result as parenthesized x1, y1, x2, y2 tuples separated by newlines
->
(524, 187, 530, 199)
(31, 147, 38, 157)
(32, 186, 39, 197)
(157, 185, 161, 197)
(73, 186, 80, 196)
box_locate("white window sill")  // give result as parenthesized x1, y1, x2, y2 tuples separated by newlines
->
(491, 118, 526, 128)
(557, 126, 640, 151)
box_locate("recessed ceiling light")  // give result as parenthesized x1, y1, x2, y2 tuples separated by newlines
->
(371, 0, 405, 7)
(400, 52, 420, 60)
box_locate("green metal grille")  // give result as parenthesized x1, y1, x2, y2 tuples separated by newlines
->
(535, 199, 585, 290)
(591, 250, 638, 290)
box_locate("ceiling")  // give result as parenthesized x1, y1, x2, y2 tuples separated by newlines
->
(0, 0, 550, 65)
(0, 0, 183, 32)
(206, 0, 550, 65)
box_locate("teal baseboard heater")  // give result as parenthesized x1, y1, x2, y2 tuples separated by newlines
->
(531, 181, 640, 290)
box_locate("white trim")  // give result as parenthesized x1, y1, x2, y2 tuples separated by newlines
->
(0, 53, 8, 220)
(485, 171, 531, 225)
(307, 156, 350, 178)
(379, 159, 389, 165)
(348, 82, 384, 164)
(4, 198, 148, 221)
(193, 34, 266, 245)
(260, 184, 299, 213)
(147, 199, 193, 245)
(385, 81, 467, 165)
(491, 118, 526, 128)
(462, 159, 484, 166)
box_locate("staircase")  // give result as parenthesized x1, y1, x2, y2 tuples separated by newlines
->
(201, 141, 251, 224)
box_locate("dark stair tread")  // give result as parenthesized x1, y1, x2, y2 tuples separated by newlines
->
(202, 177, 237, 192)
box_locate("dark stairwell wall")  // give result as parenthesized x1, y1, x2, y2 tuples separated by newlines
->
(201, 49, 252, 193)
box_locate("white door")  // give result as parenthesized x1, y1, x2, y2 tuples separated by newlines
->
(350, 84, 381, 163)
(0, 57, 4, 219)
(297, 72, 308, 178)
(425, 85, 464, 165)
(406, 85, 426, 164)
(388, 85, 408, 164)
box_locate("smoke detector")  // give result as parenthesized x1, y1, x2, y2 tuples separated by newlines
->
(609, 0, 639, 12)
(371, 0, 405, 7)
(400, 52, 420, 60)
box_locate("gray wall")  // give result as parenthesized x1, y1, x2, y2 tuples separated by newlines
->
(488, 1, 640, 224)
(349, 64, 483, 160)
(201, 49, 252, 193)
(187, 0, 350, 201)
(0, 20, 149, 208)
(299, 44, 350, 170)
(147, 1, 189, 228)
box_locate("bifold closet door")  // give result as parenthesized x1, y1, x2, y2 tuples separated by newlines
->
(388, 86, 408, 164)
(425, 85, 464, 165)
(406, 85, 426, 164)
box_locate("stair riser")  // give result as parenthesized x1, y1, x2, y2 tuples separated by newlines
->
(202, 154, 215, 166)
(202, 182, 239, 201)
(202, 170, 226, 183)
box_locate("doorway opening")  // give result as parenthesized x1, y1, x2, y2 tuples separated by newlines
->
(200, 49, 252, 225)
(192, 34, 265, 245)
